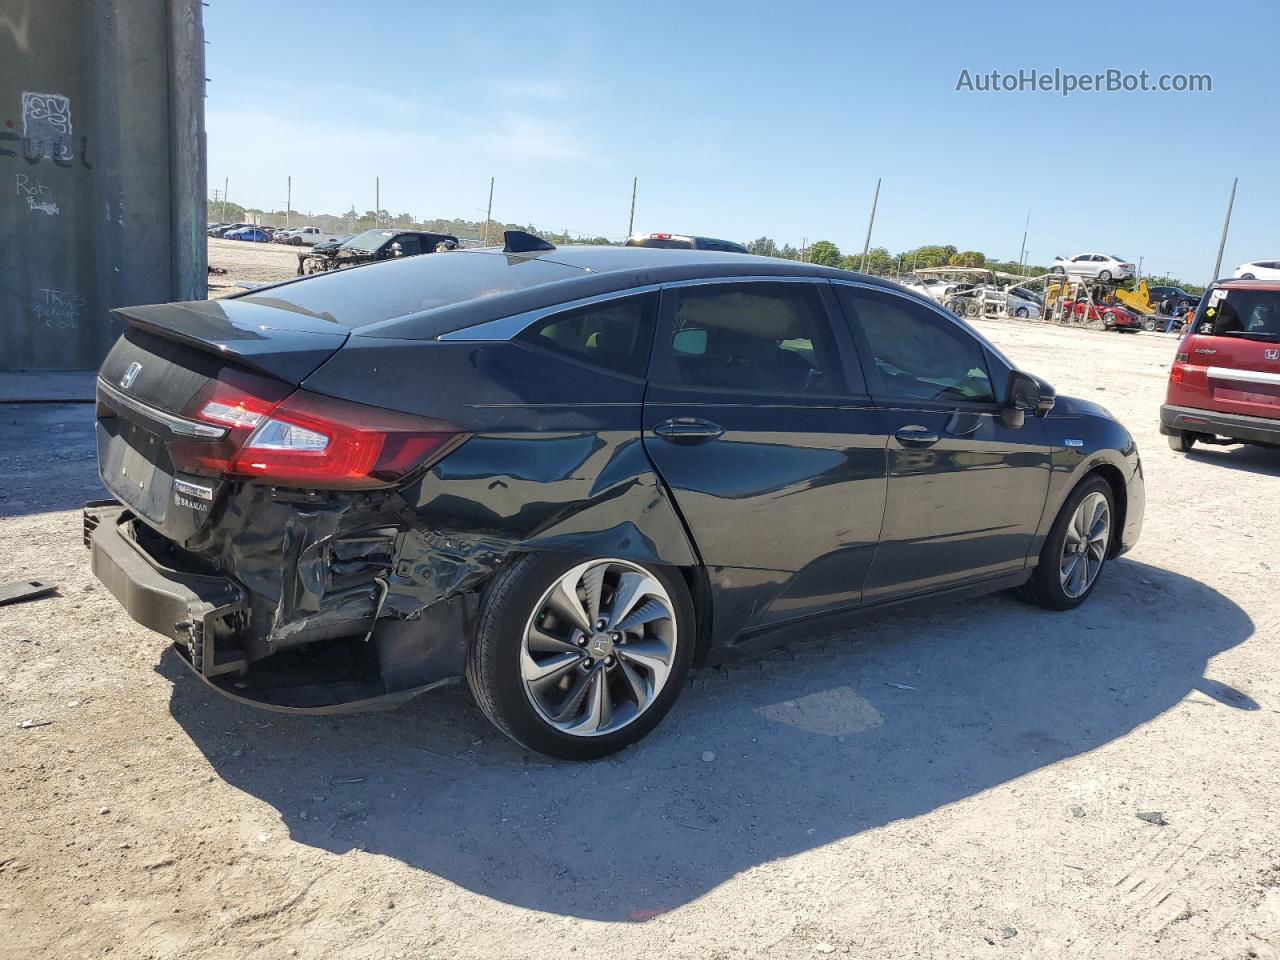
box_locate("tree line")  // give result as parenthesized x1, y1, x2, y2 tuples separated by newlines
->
(206, 200, 1199, 290)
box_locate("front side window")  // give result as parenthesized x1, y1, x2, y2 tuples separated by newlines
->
(517, 292, 658, 377)
(661, 282, 845, 394)
(838, 287, 996, 403)
(392, 234, 423, 255)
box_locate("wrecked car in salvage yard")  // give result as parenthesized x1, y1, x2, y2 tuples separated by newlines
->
(296, 228, 460, 275)
(86, 234, 1144, 760)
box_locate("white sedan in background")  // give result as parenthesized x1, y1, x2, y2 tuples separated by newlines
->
(1050, 253, 1135, 281)
(1233, 260, 1280, 281)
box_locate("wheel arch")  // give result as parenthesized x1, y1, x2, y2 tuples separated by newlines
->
(1082, 462, 1128, 557)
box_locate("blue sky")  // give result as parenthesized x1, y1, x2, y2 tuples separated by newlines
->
(207, 0, 1277, 283)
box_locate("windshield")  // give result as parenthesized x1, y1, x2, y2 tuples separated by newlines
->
(341, 229, 397, 253)
(1202, 288, 1280, 341)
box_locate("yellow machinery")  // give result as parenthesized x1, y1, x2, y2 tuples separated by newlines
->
(1114, 279, 1157, 315)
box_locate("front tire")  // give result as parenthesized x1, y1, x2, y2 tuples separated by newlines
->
(466, 553, 695, 760)
(1019, 476, 1115, 611)
(1241, 273, 1256, 280)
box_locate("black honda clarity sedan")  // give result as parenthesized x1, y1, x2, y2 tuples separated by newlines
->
(87, 232, 1143, 759)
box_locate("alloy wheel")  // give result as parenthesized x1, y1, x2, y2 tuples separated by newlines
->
(520, 559, 678, 737)
(1060, 492, 1110, 599)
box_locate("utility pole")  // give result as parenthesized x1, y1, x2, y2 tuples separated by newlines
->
(286, 176, 291, 228)
(1211, 177, 1238, 283)
(859, 177, 882, 272)
(1017, 209, 1029, 268)
(222, 176, 228, 222)
(374, 177, 380, 227)
(483, 177, 495, 244)
(1136, 255, 1144, 284)
(627, 177, 637, 237)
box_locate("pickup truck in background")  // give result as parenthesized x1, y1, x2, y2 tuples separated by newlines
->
(276, 225, 341, 246)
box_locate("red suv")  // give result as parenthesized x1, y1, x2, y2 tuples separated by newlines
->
(1162, 280, 1280, 452)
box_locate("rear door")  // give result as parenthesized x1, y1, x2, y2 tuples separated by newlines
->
(833, 283, 1052, 601)
(1187, 285, 1280, 418)
(642, 279, 887, 633)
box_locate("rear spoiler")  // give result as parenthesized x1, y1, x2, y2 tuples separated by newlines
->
(112, 300, 350, 385)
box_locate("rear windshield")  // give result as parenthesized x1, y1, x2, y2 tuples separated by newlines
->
(239, 251, 585, 328)
(1199, 288, 1280, 342)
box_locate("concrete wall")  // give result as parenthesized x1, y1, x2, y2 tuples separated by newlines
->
(0, 0, 206, 372)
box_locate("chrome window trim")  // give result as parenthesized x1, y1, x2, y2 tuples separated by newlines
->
(437, 284, 663, 342)
(661, 275, 822, 289)
(437, 276, 825, 343)
(96, 378, 227, 439)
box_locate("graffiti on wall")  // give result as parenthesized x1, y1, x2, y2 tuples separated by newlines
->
(1, 92, 91, 169)
(33, 287, 85, 330)
(15, 173, 59, 215)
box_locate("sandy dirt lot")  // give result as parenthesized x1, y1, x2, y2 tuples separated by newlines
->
(207, 237, 305, 297)
(2, 248, 1279, 959)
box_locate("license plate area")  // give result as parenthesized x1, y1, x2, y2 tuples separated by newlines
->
(97, 417, 175, 525)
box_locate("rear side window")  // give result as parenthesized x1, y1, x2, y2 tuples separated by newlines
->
(838, 286, 996, 403)
(660, 282, 845, 394)
(518, 292, 658, 377)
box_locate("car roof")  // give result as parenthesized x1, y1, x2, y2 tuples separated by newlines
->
(1215, 279, 1280, 292)
(247, 243, 915, 339)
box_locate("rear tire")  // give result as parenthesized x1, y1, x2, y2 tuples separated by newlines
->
(1241, 273, 1256, 280)
(1019, 476, 1115, 611)
(1167, 431, 1196, 452)
(466, 553, 695, 760)
(1015, 306, 1029, 318)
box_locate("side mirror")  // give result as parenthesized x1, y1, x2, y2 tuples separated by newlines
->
(389, 242, 403, 257)
(1003, 371, 1055, 428)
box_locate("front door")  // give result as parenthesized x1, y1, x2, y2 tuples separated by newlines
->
(642, 279, 888, 639)
(833, 283, 1053, 602)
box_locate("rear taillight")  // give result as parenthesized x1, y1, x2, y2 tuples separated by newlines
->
(226, 391, 462, 489)
(172, 378, 463, 489)
(1170, 363, 1186, 384)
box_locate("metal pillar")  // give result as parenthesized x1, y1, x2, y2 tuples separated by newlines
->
(0, 0, 207, 371)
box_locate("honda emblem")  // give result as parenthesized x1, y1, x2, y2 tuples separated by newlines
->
(1265, 349, 1279, 361)
(119, 361, 142, 389)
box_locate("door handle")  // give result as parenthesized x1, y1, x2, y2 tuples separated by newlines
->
(895, 425, 939, 446)
(654, 417, 724, 441)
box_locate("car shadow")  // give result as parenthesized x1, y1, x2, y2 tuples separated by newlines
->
(1183, 443, 1280, 478)
(162, 557, 1255, 921)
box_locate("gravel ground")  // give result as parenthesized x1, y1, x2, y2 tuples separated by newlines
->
(207, 236, 304, 298)
(2, 248, 1279, 959)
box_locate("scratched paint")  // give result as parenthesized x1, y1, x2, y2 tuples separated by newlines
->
(15, 173, 58, 215)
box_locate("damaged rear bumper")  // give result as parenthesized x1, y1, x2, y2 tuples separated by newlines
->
(83, 501, 470, 713)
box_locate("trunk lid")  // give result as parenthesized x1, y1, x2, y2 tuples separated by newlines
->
(96, 298, 349, 543)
